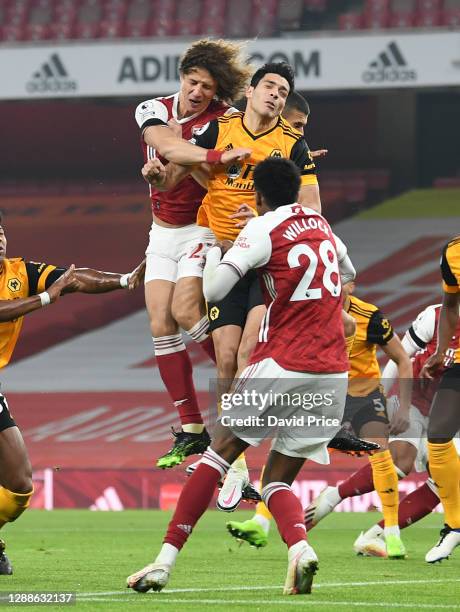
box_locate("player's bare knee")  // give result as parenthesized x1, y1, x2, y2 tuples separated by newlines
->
(5, 469, 33, 495)
(149, 308, 179, 338)
(216, 350, 238, 382)
(237, 334, 257, 371)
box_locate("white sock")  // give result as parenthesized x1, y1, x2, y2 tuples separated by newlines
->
(154, 543, 179, 567)
(288, 540, 307, 561)
(182, 423, 204, 434)
(253, 514, 271, 534)
(384, 525, 400, 538)
(327, 486, 342, 506)
(364, 524, 384, 539)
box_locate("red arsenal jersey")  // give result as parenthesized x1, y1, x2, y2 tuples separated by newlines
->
(221, 205, 349, 374)
(135, 93, 229, 226)
(409, 304, 460, 416)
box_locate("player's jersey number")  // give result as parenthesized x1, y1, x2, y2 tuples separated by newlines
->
(287, 240, 340, 302)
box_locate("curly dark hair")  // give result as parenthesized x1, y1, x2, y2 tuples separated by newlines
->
(250, 62, 295, 93)
(179, 39, 252, 103)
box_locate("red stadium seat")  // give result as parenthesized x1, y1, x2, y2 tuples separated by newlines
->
(389, 10, 416, 26)
(124, 0, 151, 38)
(392, 0, 415, 7)
(225, 0, 251, 37)
(338, 12, 363, 30)
(442, 7, 460, 26)
(0, 23, 25, 41)
(99, 18, 123, 38)
(174, 0, 202, 35)
(363, 10, 390, 28)
(74, 21, 100, 38)
(49, 21, 75, 39)
(305, 0, 327, 11)
(415, 8, 441, 24)
(251, 0, 278, 36)
(200, 0, 226, 36)
(278, 0, 304, 30)
(124, 20, 149, 38)
(416, 0, 443, 10)
(24, 23, 50, 39)
(364, 0, 390, 12)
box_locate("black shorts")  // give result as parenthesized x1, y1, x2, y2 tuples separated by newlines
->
(0, 393, 16, 433)
(207, 269, 264, 332)
(438, 363, 460, 392)
(343, 389, 388, 434)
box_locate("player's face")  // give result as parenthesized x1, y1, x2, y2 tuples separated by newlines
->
(283, 108, 309, 133)
(0, 226, 6, 262)
(255, 192, 270, 216)
(179, 68, 218, 117)
(246, 74, 290, 120)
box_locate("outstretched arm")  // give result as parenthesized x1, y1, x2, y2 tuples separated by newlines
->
(61, 259, 146, 294)
(0, 266, 76, 322)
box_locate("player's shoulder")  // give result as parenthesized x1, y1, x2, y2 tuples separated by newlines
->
(278, 116, 303, 141)
(217, 110, 243, 125)
(349, 295, 378, 318)
(206, 99, 231, 118)
(445, 235, 460, 250)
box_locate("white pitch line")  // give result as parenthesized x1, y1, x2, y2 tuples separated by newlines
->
(78, 577, 460, 598)
(75, 597, 460, 609)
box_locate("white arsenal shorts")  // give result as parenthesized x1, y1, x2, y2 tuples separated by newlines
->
(387, 396, 460, 472)
(221, 357, 348, 464)
(145, 221, 215, 284)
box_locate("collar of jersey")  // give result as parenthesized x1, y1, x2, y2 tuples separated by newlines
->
(172, 92, 205, 125)
(240, 115, 282, 140)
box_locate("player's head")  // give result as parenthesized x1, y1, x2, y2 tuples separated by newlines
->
(282, 91, 310, 133)
(246, 62, 295, 120)
(178, 39, 252, 114)
(0, 212, 6, 263)
(253, 158, 301, 214)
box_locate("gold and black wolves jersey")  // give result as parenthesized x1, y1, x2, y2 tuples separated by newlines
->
(0, 258, 64, 368)
(192, 112, 317, 241)
(346, 295, 394, 397)
(441, 235, 460, 363)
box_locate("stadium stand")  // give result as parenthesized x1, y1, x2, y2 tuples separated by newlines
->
(1, 0, 458, 42)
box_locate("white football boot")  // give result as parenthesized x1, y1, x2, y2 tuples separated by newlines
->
(304, 486, 341, 529)
(216, 464, 249, 512)
(126, 562, 171, 593)
(353, 527, 387, 558)
(425, 526, 460, 563)
(283, 541, 319, 595)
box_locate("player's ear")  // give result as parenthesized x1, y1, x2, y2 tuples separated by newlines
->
(245, 85, 254, 100)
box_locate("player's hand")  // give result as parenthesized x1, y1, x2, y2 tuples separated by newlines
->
(229, 204, 256, 229)
(389, 405, 410, 436)
(47, 264, 77, 302)
(167, 118, 182, 137)
(221, 147, 252, 165)
(310, 149, 328, 158)
(420, 351, 444, 380)
(214, 239, 234, 254)
(127, 259, 146, 290)
(142, 159, 167, 187)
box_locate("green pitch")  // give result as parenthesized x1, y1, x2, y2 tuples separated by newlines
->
(357, 188, 460, 219)
(1, 510, 459, 611)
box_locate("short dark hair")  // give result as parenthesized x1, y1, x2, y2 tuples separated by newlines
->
(285, 91, 310, 116)
(253, 158, 301, 209)
(250, 62, 295, 93)
(0, 211, 3, 224)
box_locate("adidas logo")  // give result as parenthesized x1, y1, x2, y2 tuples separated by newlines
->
(362, 41, 417, 84)
(177, 523, 192, 535)
(89, 486, 124, 511)
(26, 53, 78, 94)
